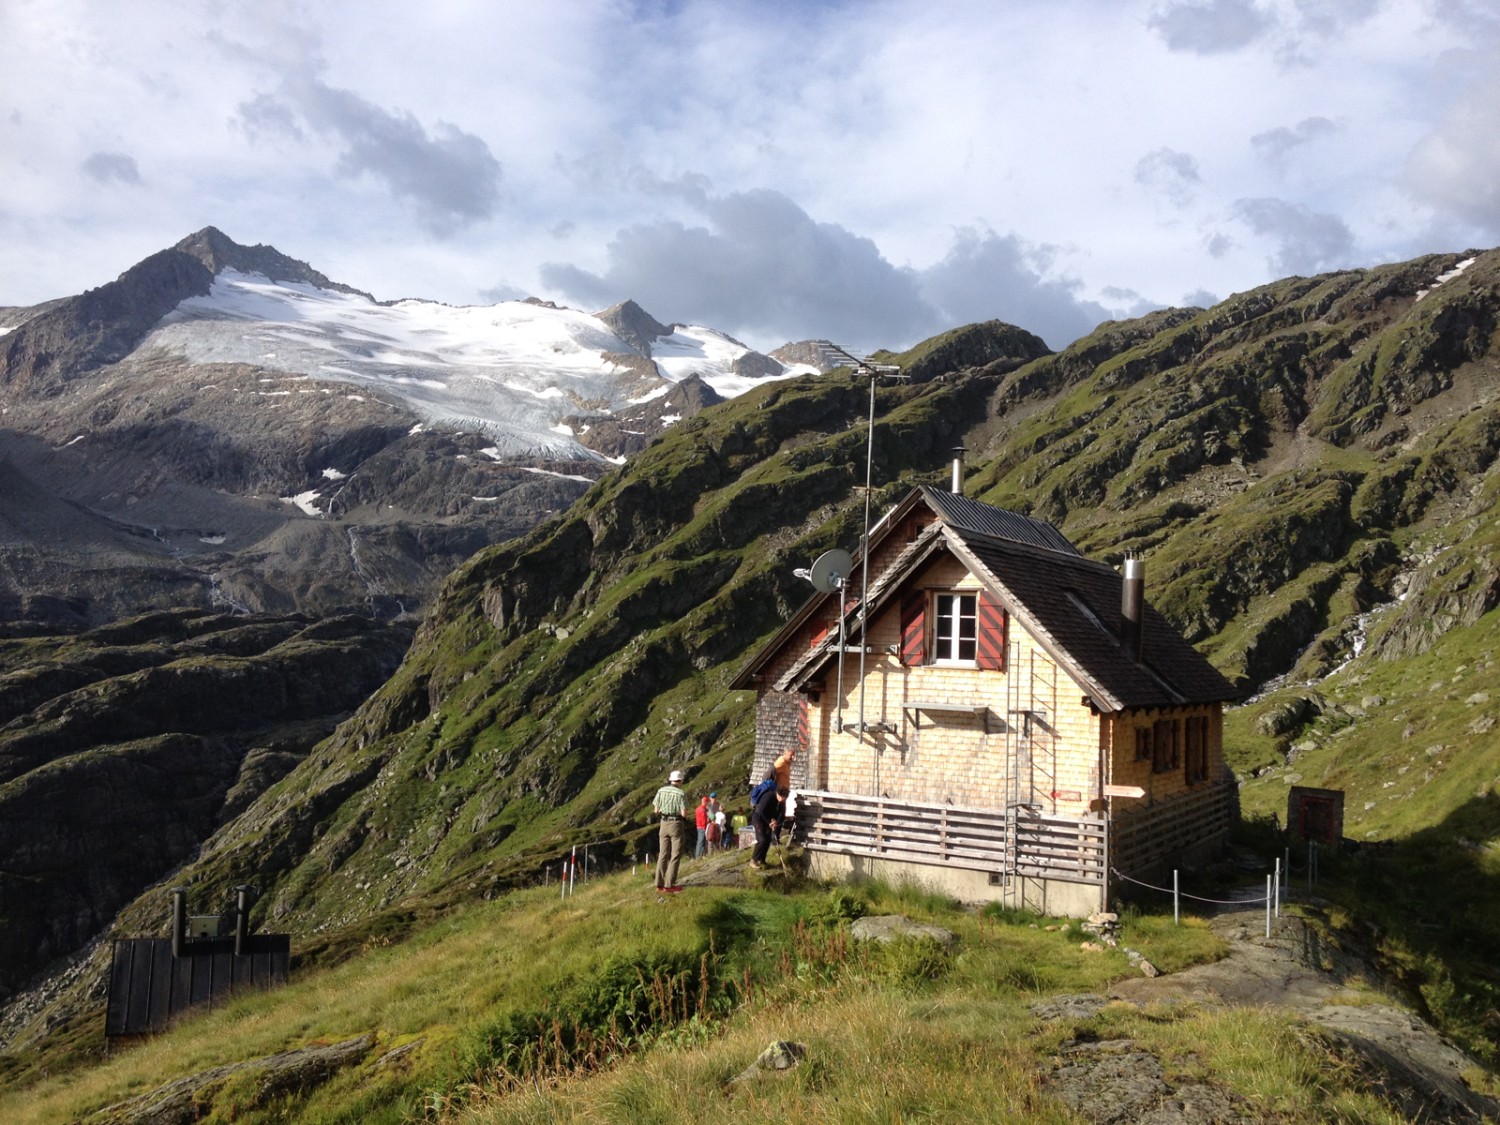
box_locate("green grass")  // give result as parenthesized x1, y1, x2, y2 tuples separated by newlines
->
(2, 853, 1440, 1125)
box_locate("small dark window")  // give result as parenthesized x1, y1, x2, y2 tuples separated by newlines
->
(1152, 719, 1180, 774)
(1185, 715, 1209, 783)
(1134, 728, 1151, 762)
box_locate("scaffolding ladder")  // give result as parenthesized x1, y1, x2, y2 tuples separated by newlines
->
(1001, 643, 1060, 909)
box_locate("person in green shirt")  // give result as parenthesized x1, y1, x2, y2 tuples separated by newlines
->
(652, 769, 687, 892)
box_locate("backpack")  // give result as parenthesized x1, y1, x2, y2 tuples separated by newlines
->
(750, 776, 776, 806)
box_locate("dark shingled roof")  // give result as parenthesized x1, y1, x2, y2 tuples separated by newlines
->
(921, 486, 1081, 556)
(946, 527, 1237, 710)
(731, 485, 1239, 710)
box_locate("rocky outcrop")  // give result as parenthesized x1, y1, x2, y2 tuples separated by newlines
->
(596, 298, 670, 357)
(570, 373, 728, 458)
(86, 1033, 374, 1125)
(898, 319, 1051, 383)
(172, 226, 372, 300)
(0, 249, 213, 392)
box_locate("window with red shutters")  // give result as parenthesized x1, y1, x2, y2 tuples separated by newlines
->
(976, 591, 1006, 671)
(899, 592, 926, 666)
(933, 593, 977, 663)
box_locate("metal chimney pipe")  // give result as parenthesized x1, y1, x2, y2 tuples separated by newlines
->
(951, 446, 967, 494)
(1121, 556, 1145, 660)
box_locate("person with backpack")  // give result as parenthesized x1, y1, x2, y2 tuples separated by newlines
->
(750, 775, 785, 870)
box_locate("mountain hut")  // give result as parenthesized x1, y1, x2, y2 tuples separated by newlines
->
(730, 482, 1240, 917)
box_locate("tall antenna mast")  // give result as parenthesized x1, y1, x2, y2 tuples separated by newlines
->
(817, 341, 906, 796)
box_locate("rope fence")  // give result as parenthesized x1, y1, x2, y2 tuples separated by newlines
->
(1111, 861, 1284, 938)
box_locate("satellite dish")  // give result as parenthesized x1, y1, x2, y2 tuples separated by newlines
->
(807, 549, 854, 594)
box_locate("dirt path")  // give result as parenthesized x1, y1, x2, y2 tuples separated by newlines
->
(1104, 903, 1498, 1122)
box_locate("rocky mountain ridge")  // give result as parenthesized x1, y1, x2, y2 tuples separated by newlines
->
(0, 228, 819, 630)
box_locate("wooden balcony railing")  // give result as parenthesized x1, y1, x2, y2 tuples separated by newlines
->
(1108, 781, 1234, 874)
(793, 790, 1105, 886)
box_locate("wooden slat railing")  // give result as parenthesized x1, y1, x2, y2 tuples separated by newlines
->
(1108, 781, 1234, 874)
(794, 790, 1105, 886)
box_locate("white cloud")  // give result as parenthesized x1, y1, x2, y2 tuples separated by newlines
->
(220, 18, 502, 235)
(1402, 36, 1500, 238)
(1135, 148, 1204, 207)
(919, 229, 1118, 351)
(541, 188, 934, 351)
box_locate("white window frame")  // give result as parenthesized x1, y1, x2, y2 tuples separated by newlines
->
(931, 591, 978, 665)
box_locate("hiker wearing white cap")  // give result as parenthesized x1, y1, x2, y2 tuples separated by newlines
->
(652, 769, 688, 892)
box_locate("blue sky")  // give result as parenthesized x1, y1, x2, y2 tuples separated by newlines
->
(4, 0, 1499, 352)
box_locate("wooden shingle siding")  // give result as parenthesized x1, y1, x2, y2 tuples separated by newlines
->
(810, 556, 1103, 818)
(751, 691, 808, 788)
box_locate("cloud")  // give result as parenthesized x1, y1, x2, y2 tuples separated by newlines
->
(1148, 0, 1275, 53)
(919, 228, 1116, 349)
(81, 152, 142, 186)
(235, 93, 305, 142)
(541, 188, 934, 350)
(1205, 232, 1235, 258)
(226, 25, 501, 235)
(1250, 117, 1339, 166)
(1403, 68, 1500, 237)
(1231, 197, 1356, 275)
(1135, 148, 1203, 206)
(1292, 0, 1379, 38)
(541, 191, 1122, 352)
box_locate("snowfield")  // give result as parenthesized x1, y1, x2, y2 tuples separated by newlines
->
(146, 272, 811, 459)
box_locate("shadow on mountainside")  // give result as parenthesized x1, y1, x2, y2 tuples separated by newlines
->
(1309, 794, 1500, 1065)
(1102, 894, 1500, 1123)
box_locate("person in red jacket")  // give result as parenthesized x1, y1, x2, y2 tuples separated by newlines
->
(694, 795, 711, 858)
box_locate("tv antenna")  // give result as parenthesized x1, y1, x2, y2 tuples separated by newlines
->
(799, 342, 908, 793)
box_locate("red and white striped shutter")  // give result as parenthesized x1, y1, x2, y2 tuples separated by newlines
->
(899, 592, 926, 666)
(976, 591, 1007, 671)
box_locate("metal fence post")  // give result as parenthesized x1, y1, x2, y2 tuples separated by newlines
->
(1173, 869, 1180, 926)
(1265, 875, 1272, 939)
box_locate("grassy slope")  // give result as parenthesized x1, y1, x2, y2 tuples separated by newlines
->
(3, 855, 1423, 1125)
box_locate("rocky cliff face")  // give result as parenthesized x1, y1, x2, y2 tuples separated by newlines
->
(0, 610, 412, 1001)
